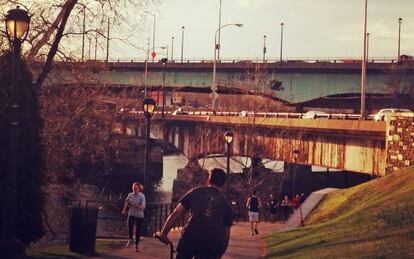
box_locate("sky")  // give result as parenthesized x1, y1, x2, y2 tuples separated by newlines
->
(111, 0, 414, 61)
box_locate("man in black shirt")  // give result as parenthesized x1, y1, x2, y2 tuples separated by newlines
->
(159, 168, 233, 258)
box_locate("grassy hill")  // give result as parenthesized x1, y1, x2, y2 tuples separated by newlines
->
(264, 166, 414, 258)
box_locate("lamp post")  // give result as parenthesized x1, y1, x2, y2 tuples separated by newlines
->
(292, 149, 299, 198)
(212, 23, 243, 112)
(217, 0, 222, 60)
(181, 26, 185, 63)
(143, 98, 156, 194)
(224, 131, 234, 200)
(280, 22, 284, 62)
(145, 11, 156, 62)
(161, 58, 168, 117)
(144, 36, 150, 97)
(398, 17, 402, 62)
(366, 32, 370, 61)
(263, 35, 267, 62)
(1, 6, 30, 257)
(360, 0, 368, 119)
(171, 36, 174, 61)
(292, 149, 304, 227)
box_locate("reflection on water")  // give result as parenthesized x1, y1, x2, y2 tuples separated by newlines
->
(158, 154, 285, 195)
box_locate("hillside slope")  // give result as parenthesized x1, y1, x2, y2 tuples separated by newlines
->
(264, 166, 414, 258)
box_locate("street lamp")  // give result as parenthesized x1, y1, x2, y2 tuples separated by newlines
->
(171, 36, 174, 61)
(360, 0, 368, 119)
(280, 22, 284, 62)
(292, 149, 299, 198)
(143, 97, 156, 194)
(263, 35, 267, 62)
(224, 131, 234, 200)
(212, 23, 243, 112)
(398, 17, 402, 62)
(1, 6, 30, 257)
(366, 32, 370, 61)
(217, 0, 222, 60)
(181, 26, 185, 63)
(291, 149, 304, 227)
(161, 58, 168, 117)
(145, 11, 156, 62)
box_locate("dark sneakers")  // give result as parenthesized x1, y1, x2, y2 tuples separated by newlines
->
(254, 229, 259, 235)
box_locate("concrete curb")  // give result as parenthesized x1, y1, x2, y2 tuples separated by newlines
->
(283, 188, 338, 231)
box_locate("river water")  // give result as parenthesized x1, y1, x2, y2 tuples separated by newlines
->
(156, 154, 286, 201)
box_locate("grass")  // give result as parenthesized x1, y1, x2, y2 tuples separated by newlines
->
(264, 166, 414, 259)
(26, 239, 125, 259)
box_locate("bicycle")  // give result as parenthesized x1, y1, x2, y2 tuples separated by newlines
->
(154, 234, 176, 259)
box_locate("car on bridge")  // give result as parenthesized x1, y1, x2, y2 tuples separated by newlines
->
(374, 108, 412, 121)
(172, 107, 188, 115)
(302, 110, 329, 119)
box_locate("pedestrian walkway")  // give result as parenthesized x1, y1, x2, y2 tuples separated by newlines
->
(94, 222, 284, 259)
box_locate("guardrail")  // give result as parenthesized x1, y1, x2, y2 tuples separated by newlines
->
(40, 57, 403, 64)
(122, 109, 376, 121)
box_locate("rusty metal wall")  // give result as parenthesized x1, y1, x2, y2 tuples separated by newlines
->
(159, 118, 387, 176)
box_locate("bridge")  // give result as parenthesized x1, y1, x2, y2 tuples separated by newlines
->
(43, 59, 414, 106)
(119, 111, 414, 177)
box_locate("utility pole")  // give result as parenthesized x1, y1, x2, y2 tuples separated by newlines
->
(106, 18, 110, 62)
(82, 7, 86, 61)
(217, 0, 222, 60)
(181, 26, 185, 63)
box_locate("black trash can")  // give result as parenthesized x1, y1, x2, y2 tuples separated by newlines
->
(68, 207, 98, 255)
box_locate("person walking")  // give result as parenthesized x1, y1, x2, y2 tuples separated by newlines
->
(267, 194, 278, 223)
(281, 195, 291, 220)
(246, 190, 261, 236)
(122, 182, 146, 252)
(158, 168, 233, 258)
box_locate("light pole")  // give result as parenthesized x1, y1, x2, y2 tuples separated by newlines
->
(212, 23, 243, 112)
(144, 36, 150, 97)
(161, 58, 168, 116)
(398, 17, 402, 62)
(143, 98, 156, 194)
(263, 35, 267, 62)
(291, 149, 304, 227)
(224, 131, 234, 200)
(280, 22, 284, 62)
(181, 26, 185, 63)
(217, 0, 222, 60)
(292, 149, 299, 198)
(360, 0, 368, 119)
(171, 36, 174, 61)
(366, 32, 370, 61)
(145, 11, 156, 62)
(1, 6, 30, 257)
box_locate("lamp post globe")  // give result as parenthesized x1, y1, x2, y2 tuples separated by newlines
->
(292, 149, 299, 162)
(5, 6, 30, 44)
(224, 131, 234, 145)
(143, 97, 156, 118)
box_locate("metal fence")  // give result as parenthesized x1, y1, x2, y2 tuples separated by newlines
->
(76, 200, 187, 239)
(69, 200, 285, 240)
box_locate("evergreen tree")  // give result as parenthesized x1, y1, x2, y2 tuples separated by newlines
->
(0, 51, 45, 245)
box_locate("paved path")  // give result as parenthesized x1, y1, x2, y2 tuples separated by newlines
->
(94, 222, 284, 259)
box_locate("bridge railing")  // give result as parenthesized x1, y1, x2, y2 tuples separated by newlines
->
(58, 56, 399, 64)
(140, 110, 376, 121)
